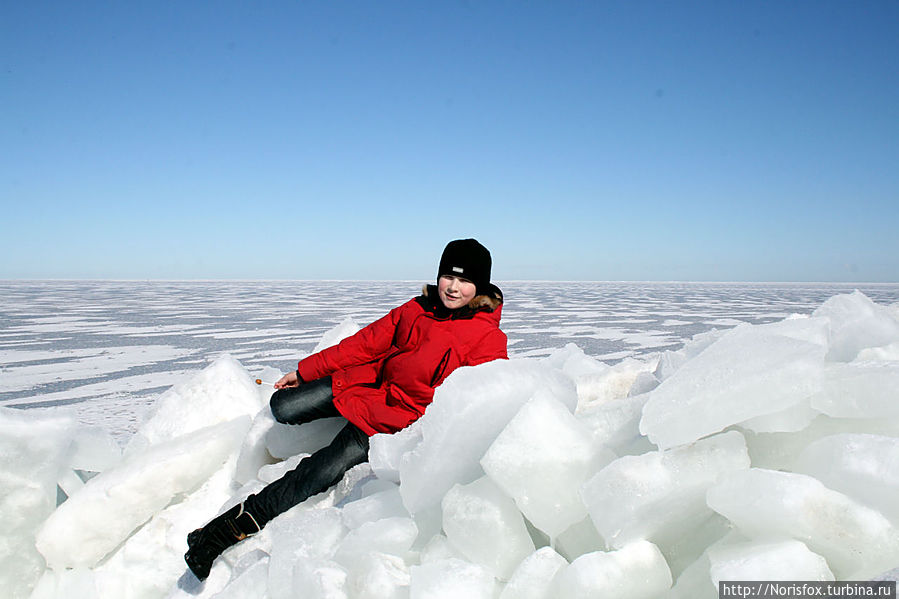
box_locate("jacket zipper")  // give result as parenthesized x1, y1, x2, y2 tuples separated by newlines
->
(430, 348, 452, 387)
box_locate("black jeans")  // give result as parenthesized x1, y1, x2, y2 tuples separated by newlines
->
(243, 377, 370, 526)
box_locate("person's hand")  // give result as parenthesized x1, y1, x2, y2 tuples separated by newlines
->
(274, 371, 300, 389)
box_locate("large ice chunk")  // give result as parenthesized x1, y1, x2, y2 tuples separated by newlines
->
(706, 468, 899, 578)
(0, 407, 76, 599)
(810, 361, 899, 418)
(640, 318, 827, 449)
(347, 552, 410, 599)
(69, 425, 122, 473)
(543, 342, 660, 411)
(812, 291, 899, 362)
(581, 431, 749, 550)
(418, 533, 464, 565)
(210, 554, 270, 599)
(125, 355, 262, 453)
(857, 341, 899, 361)
(707, 539, 834, 583)
(541, 343, 609, 380)
(399, 359, 576, 514)
(291, 558, 349, 599)
(660, 531, 749, 599)
(36, 417, 251, 568)
(410, 558, 497, 599)
(234, 408, 278, 484)
(481, 391, 614, 538)
(794, 433, 899, 524)
(660, 555, 715, 599)
(333, 517, 418, 567)
(573, 357, 658, 410)
(267, 507, 347, 599)
(441, 476, 535, 581)
(313, 315, 361, 352)
(90, 462, 242, 599)
(576, 393, 654, 456)
(737, 399, 820, 433)
(654, 329, 726, 382)
(552, 540, 672, 599)
(553, 516, 605, 562)
(740, 414, 899, 472)
(369, 422, 423, 484)
(498, 547, 568, 599)
(27, 567, 99, 599)
(341, 486, 409, 529)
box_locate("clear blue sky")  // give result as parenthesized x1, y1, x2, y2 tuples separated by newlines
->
(2, 1, 897, 281)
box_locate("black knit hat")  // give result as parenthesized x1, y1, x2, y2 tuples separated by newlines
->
(437, 238, 492, 293)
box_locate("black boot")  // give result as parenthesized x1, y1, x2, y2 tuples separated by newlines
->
(184, 502, 261, 580)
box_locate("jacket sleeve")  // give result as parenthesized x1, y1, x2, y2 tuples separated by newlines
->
(297, 301, 410, 382)
(465, 327, 508, 367)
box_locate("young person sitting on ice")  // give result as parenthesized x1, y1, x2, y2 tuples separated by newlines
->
(185, 238, 508, 580)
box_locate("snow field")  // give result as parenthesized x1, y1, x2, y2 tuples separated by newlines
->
(2, 290, 899, 598)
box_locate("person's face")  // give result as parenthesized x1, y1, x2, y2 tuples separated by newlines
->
(438, 275, 477, 310)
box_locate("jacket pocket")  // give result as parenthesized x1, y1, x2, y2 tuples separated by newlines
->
(429, 349, 453, 387)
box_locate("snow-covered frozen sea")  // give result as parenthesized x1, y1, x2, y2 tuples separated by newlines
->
(3, 280, 899, 443)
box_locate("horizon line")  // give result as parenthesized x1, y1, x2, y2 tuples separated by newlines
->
(3, 278, 899, 285)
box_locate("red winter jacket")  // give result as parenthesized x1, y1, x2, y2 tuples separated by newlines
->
(296, 284, 507, 436)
